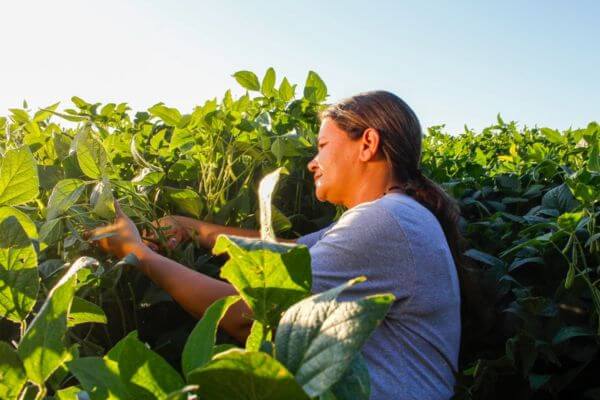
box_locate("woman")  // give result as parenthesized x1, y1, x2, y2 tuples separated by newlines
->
(90, 91, 462, 400)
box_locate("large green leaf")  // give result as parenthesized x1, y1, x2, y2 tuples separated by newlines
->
(181, 295, 240, 377)
(67, 357, 130, 400)
(233, 71, 260, 91)
(0, 206, 37, 240)
(187, 349, 310, 400)
(148, 104, 183, 127)
(0, 216, 39, 322)
(541, 184, 580, 213)
(0, 147, 39, 206)
(213, 235, 311, 327)
(588, 136, 600, 172)
(117, 332, 185, 399)
(75, 127, 108, 179)
(18, 256, 96, 385)
(278, 77, 294, 102)
(275, 278, 394, 398)
(0, 341, 27, 400)
(261, 67, 276, 97)
(46, 179, 86, 220)
(303, 71, 327, 103)
(540, 127, 564, 144)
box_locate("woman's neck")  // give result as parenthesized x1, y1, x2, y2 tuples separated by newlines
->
(342, 168, 401, 209)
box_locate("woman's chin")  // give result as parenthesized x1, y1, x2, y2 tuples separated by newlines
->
(314, 187, 327, 202)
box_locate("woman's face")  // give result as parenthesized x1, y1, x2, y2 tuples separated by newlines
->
(307, 118, 361, 205)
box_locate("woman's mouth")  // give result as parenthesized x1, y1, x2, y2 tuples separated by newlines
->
(314, 173, 323, 186)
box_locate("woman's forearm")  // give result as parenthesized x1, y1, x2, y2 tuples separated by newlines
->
(177, 217, 296, 248)
(133, 245, 252, 342)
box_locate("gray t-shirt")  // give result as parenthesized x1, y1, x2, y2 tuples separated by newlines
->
(297, 192, 461, 400)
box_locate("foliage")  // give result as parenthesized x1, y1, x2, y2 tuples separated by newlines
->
(0, 69, 598, 399)
(421, 117, 600, 399)
(0, 69, 391, 400)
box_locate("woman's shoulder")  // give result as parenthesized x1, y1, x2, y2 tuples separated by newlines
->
(332, 192, 448, 252)
(341, 192, 439, 229)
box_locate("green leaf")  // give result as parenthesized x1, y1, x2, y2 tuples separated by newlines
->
(304, 71, 328, 103)
(508, 257, 544, 272)
(275, 278, 394, 397)
(0, 341, 27, 400)
(67, 297, 107, 327)
(540, 127, 564, 144)
(33, 102, 60, 122)
(328, 354, 370, 400)
(148, 104, 183, 127)
(245, 320, 269, 352)
(0, 147, 39, 206)
(132, 168, 165, 186)
(588, 137, 600, 172)
(187, 349, 310, 400)
(542, 184, 580, 213)
(169, 128, 195, 152)
(117, 332, 185, 399)
(46, 179, 86, 220)
(90, 179, 115, 219)
(55, 386, 88, 400)
(0, 206, 37, 239)
(18, 256, 96, 385)
(278, 77, 294, 102)
(233, 71, 260, 91)
(9, 108, 30, 124)
(552, 326, 594, 345)
(164, 187, 202, 218)
(261, 67, 276, 97)
(75, 127, 108, 179)
(213, 235, 312, 327)
(181, 295, 240, 377)
(464, 249, 504, 269)
(557, 211, 585, 232)
(105, 331, 138, 362)
(71, 96, 90, 109)
(0, 216, 39, 322)
(67, 357, 130, 400)
(529, 374, 551, 391)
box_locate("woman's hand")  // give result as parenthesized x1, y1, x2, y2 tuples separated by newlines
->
(144, 215, 193, 250)
(86, 201, 149, 259)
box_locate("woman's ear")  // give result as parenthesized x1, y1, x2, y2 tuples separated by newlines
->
(358, 128, 381, 162)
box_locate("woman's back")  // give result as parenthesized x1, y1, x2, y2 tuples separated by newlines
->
(298, 192, 461, 400)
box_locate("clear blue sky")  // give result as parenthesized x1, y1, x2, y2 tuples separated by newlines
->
(1, 0, 598, 134)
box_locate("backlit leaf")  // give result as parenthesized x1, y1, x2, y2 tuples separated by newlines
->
(0, 147, 39, 206)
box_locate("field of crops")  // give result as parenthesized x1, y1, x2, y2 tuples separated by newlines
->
(0, 68, 598, 400)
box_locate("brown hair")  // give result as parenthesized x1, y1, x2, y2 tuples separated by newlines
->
(320, 90, 465, 269)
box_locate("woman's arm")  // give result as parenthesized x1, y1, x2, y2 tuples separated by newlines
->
(88, 203, 253, 342)
(148, 215, 296, 249)
(133, 246, 252, 342)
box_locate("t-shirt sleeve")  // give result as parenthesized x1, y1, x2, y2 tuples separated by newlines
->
(296, 224, 334, 249)
(307, 202, 416, 304)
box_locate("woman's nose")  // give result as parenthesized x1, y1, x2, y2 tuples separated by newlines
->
(307, 156, 318, 173)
